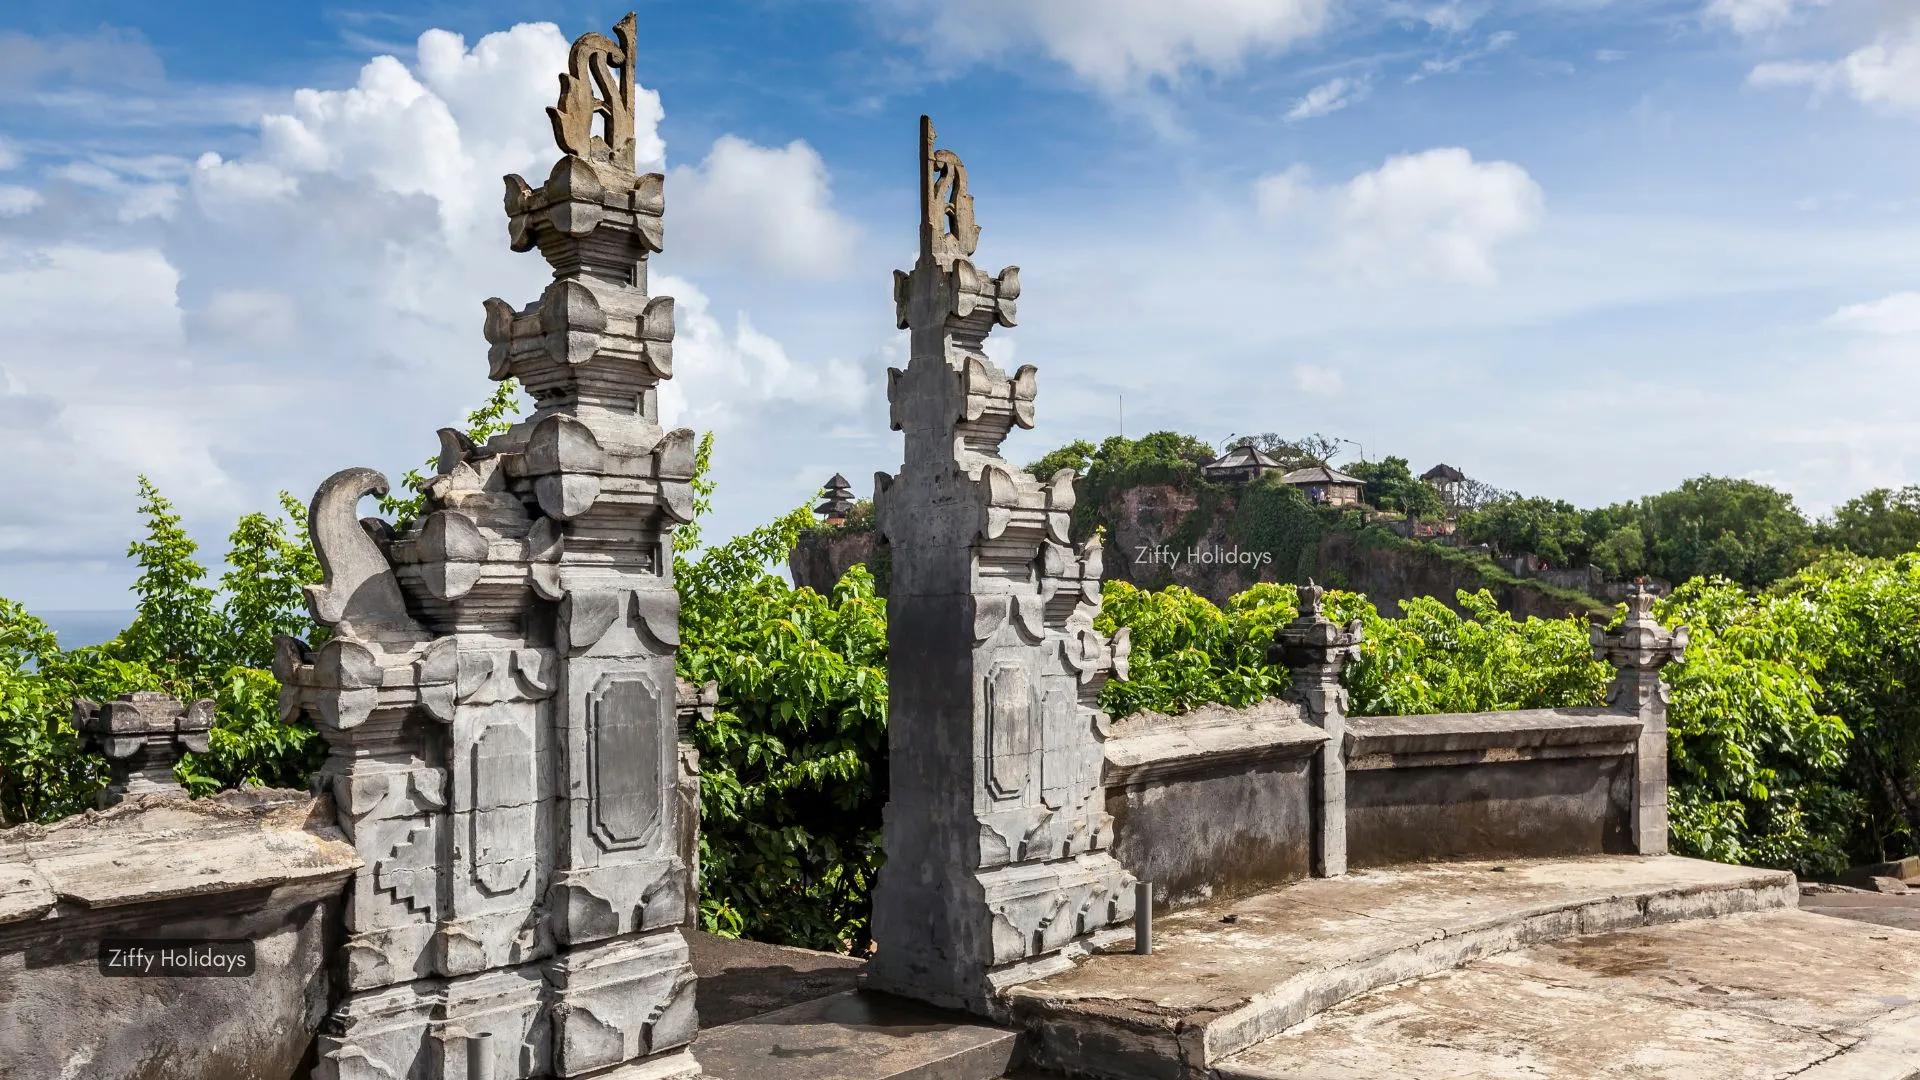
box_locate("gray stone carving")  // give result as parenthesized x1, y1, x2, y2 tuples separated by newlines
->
(1591, 582, 1688, 856)
(274, 13, 701, 1078)
(74, 691, 214, 804)
(865, 115, 1135, 1014)
(1271, 581, 1364, 877)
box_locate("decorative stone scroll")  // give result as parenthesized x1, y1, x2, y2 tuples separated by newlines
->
(865, 116, 1135, 1015)
(1271, 581, 1364, 877)
(1591, 582, 1688, 856)
(275, 13, 701, 1079)
(74, 692, 213, 804)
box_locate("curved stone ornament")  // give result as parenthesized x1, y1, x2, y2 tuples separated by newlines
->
(306, 468, 422, 642)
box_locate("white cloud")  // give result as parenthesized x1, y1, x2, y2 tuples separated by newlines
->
(1422, 1, 1485, 34)
(1255, 148, 1544, 285)
(658, 275, 872, 431)
(1595, 49, 1627, 63)
(1828, 292, 1920, 335)
(0, 138, 17, 171)
(1286, 76, 1369, 121)
(1255, 164, 1315, 218)
(1336, 148, 1542, 284)
(1292, 363, 1344, 395)
(1412, 29, 1516, 81)
(0, 186, 38, 215)
(1703, 0, 1829, 36)
(869, 0, 1331, 93)
(0, 21, 873, 607)
(1749, 16, 1920, 114)
(668, 136, 859, 278)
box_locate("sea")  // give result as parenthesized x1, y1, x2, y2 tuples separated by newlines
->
(38, 611, 136, 651)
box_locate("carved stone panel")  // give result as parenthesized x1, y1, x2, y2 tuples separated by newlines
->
(985, 661, 1034, 802)
(1040, 687, 1076, 810)
(470, 720, 536, 895)
(587, 674, 663, 850)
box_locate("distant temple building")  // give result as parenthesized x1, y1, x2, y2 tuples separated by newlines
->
(1421, 463, 1467, 485)
(815, 473, 856, 525)
(1201, 444, 1284, 484)
(1281, 464, 1366, 506)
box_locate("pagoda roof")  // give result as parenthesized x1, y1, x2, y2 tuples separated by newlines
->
(1280, 464, 1364, 487)
(1203, 445, 1283, 473)
(1421, 463, 1467, 483)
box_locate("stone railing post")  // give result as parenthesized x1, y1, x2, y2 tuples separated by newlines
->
(1271, 582, 1362, 878)
(864, 116, 1134, 1014)
(1591, 583, 1687, 856)
(75, 692, 213, 805)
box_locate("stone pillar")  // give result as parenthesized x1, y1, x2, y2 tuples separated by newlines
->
(1591, 583, 1687, 856)
(74, 692, 213, 804)
(275, 14, 701, 1079)
(1271, 582, 1362, 878)
(675, 679, 715, 930)
(865, 116, 1135, 1015)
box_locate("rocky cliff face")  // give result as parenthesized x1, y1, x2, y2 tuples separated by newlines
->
(788, 528, 879, 594)
(1100, 483, 1603, 620)
(790, 481, 1604, 620)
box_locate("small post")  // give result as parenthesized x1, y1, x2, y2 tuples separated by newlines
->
(74, 692, 214, 805)
(1134, 881, 1153, 955)
(1591, 582, 1687, 856)
(1271, 582, 1363, 878)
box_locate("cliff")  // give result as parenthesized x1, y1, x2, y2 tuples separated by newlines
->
(790, 475, 1608, 620)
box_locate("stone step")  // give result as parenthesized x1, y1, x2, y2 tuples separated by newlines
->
(694, 990, 1020, 1080)
(1006, 855, 1796, 1080)
(1215, 908, 1920, 1079)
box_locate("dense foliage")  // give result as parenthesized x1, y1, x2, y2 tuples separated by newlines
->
(1345, 456, 1446, 523)
(675, 437, 890, 953)
(1460, 476, 1819, 587)
(0, 481, 325, 825)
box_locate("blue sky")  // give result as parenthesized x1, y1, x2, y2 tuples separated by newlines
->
(1, 0, 1918, 610)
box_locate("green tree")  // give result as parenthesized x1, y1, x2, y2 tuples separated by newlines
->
(1460, 496, 1590, 566)
(1026, 439, 1096, 480)
(1824, 486, 1920, 560)
(676, 450, 891, 953)
(1639, 476, 1812, 588)
(1346, 456, 1446, 522)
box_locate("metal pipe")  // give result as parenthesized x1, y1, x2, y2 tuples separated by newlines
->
(468, 1032, 494, 1080)
(1135, 881, 1153, 955)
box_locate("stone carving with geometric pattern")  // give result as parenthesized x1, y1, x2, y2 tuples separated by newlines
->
(864, 115, 1135, 1016)
(274, 13, 701, 1078)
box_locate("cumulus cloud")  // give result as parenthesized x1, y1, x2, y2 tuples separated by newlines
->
(1255, 148, 1544, 284)
(1749, 15, 1920, 114)
(1828, 292, 1920, 335)
(0, 22, 871, 607)
(869, 0, 1331, 93)
(1286, 76, 1369, 121)
(1703, 0, 1829, 36)
(669, 136, 859, 278)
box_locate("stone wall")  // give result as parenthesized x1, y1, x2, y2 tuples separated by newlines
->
(1102, 586, 1685, 913)
(0, 790, 359, 1080)
(1343, 709, 1639, 867)
(1103, 701, 1323, 910)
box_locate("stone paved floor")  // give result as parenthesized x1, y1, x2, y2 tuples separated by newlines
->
(1217, 908, 1920, 1079)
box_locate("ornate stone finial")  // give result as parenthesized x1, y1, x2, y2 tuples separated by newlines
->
(75, 692, 214, 805)
(918, 114, 979, 267)
(1591, 581, 1687, 676)
(1271, 580, 1363, 676)
(548, 12, 640, 172)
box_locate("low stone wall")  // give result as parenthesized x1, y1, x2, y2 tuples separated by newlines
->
(1343, 708, 1640, 868)
(1104, 701, 1328, 911)
(0, 789, 359, 1080)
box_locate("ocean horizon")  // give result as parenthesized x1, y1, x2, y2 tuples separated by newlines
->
(38, 610, 136, 650)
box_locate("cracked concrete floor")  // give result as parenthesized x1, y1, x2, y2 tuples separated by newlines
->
(1217, 908, 1920, 1079)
